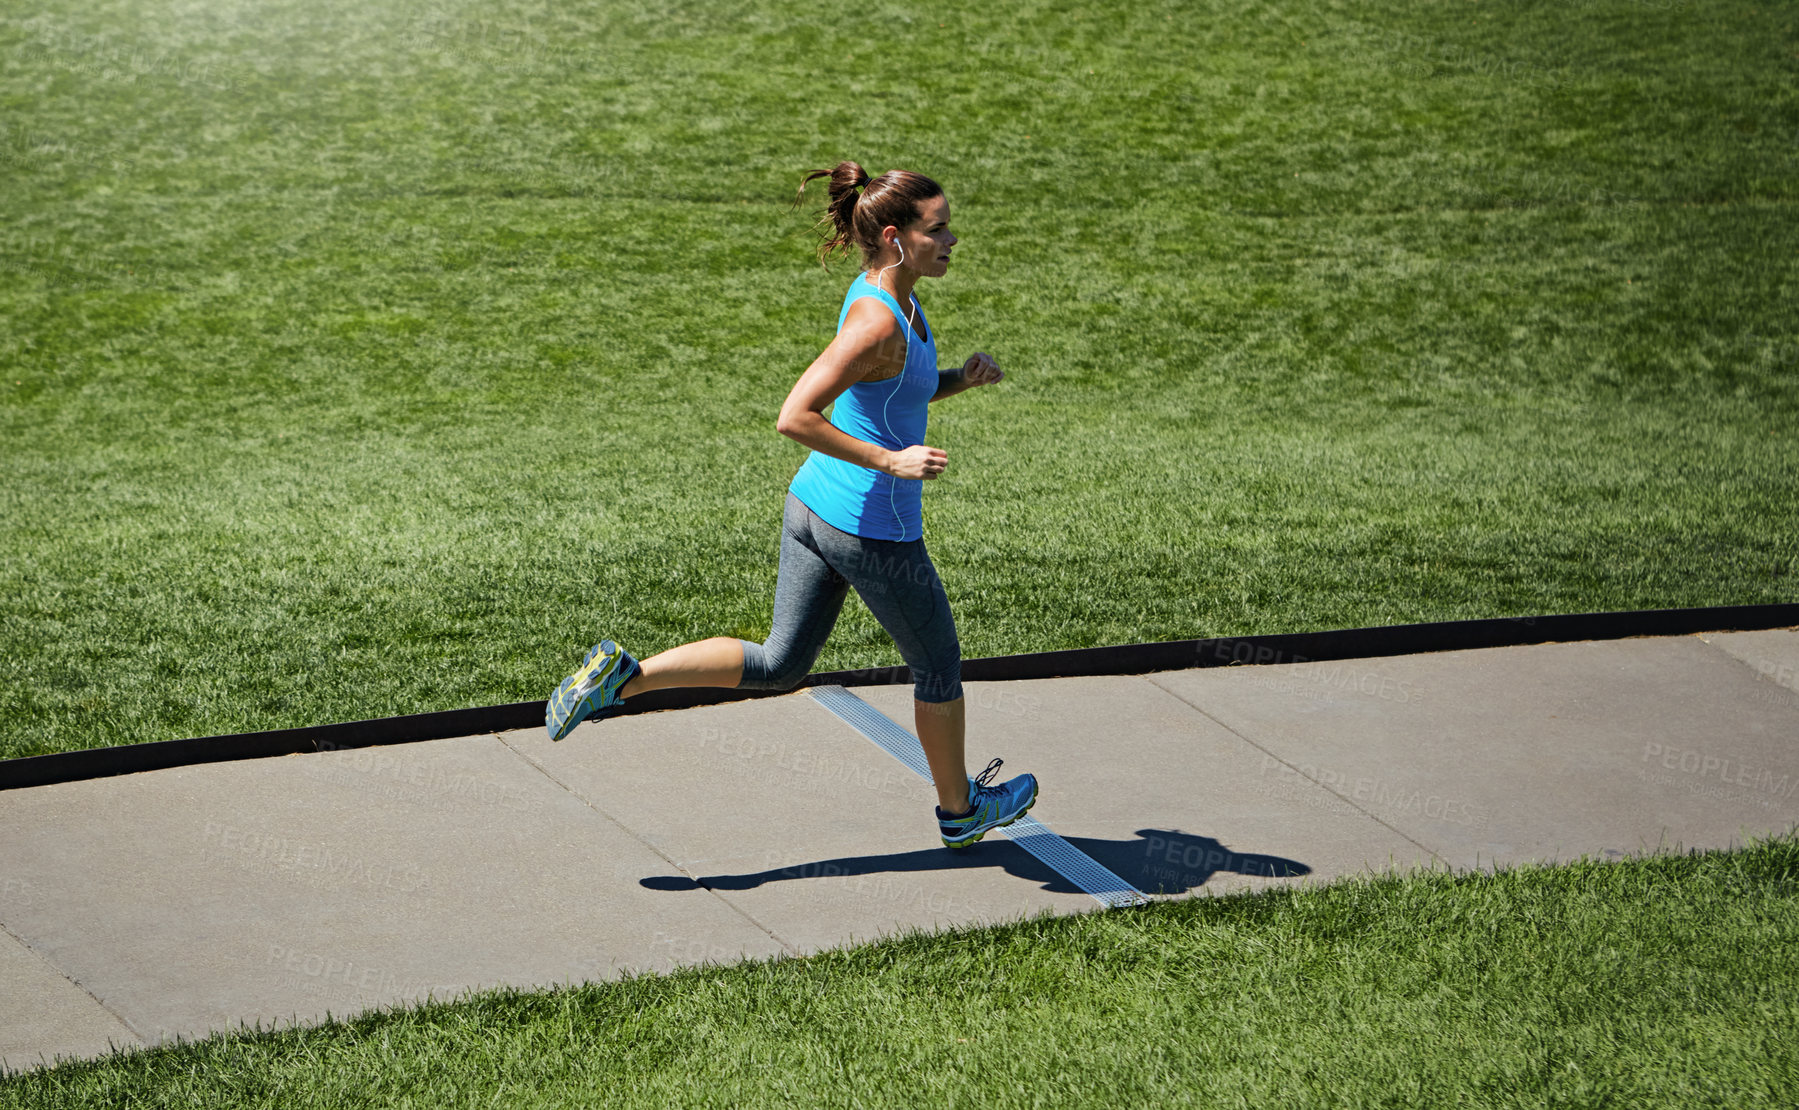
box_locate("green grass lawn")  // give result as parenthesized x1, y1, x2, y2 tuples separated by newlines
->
(6, 836, 1796, 1106)
(2, 0, 1796, 760)
(3, 1, 1797, 1102)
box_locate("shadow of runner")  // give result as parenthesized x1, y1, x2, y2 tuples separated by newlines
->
(1123, 829, 1311, 895)
(640, 828, 1308, 898)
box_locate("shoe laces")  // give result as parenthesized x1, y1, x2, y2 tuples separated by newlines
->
(972, 757, 1003, 794)
(945, 759, 1005, 820)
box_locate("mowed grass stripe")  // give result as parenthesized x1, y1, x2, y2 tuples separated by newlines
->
(2, 0, 1795, 759)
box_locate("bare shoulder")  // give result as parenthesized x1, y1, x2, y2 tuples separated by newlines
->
(844, 296, 903, 339)
(839, 296, 906, 381)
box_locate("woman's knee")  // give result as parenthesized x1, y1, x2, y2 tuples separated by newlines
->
(766, 656, 814, 691)
(737, 639, 816, 692)
(911, 660, 963, 704)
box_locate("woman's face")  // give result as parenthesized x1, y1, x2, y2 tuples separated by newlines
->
(892, 194, 956, 278)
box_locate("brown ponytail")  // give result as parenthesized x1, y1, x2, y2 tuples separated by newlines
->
(793, 160, 943, 269)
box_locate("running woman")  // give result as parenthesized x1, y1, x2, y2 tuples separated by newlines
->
(544, 160, 1037, 849)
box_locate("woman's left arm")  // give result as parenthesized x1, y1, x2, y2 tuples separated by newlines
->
(932, 352, 1005, 402)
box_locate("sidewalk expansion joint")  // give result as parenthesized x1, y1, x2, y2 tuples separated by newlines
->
(489, 733, 801, 959)
(0, 919, 146, 1050)
(805, 686, 1150, 909)
(1141, 674, 1451, 874)
(1694, 633, 1799, 711)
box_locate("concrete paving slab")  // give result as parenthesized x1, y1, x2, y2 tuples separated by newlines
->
(0, 927, 141, 1073)
(502, 692, 1077, 956)
(851, 678, 1438, 900)
(0, 735, 787, 1050)
(3, 630, 1795, 1075)
(1149, 635, 1799, 872)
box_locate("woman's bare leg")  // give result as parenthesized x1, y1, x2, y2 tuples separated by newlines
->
(914, 696, 970, 814)
(620, 636, 744, 698)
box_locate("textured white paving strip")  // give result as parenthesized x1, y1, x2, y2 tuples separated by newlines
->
(807, 686, 1149, 908)
(806, 686, 935, 780)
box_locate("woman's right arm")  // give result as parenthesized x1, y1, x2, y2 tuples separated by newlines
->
(776, 301, 947, 480)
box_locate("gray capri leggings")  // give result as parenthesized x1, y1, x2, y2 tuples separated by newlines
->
(738, 491, 963, 703)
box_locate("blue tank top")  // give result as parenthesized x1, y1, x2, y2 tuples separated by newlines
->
(788, 271, 938, 541)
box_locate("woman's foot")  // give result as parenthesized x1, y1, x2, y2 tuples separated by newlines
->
(545, 640, 641, 742)
(936, 758, 1038, 848)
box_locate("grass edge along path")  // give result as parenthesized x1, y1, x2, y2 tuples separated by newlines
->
(5, 831, 1797, 1107)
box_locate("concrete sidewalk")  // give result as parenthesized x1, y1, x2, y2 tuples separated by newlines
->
(4, 629, 1796, 1073)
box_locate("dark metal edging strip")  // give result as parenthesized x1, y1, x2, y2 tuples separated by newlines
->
(3, 603, 1793, 792)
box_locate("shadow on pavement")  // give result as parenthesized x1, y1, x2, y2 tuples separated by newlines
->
(640, 828, 1308, 898)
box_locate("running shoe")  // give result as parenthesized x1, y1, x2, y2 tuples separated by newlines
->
(937, 757, 1038, 848)
(545, 640, 641, 742)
